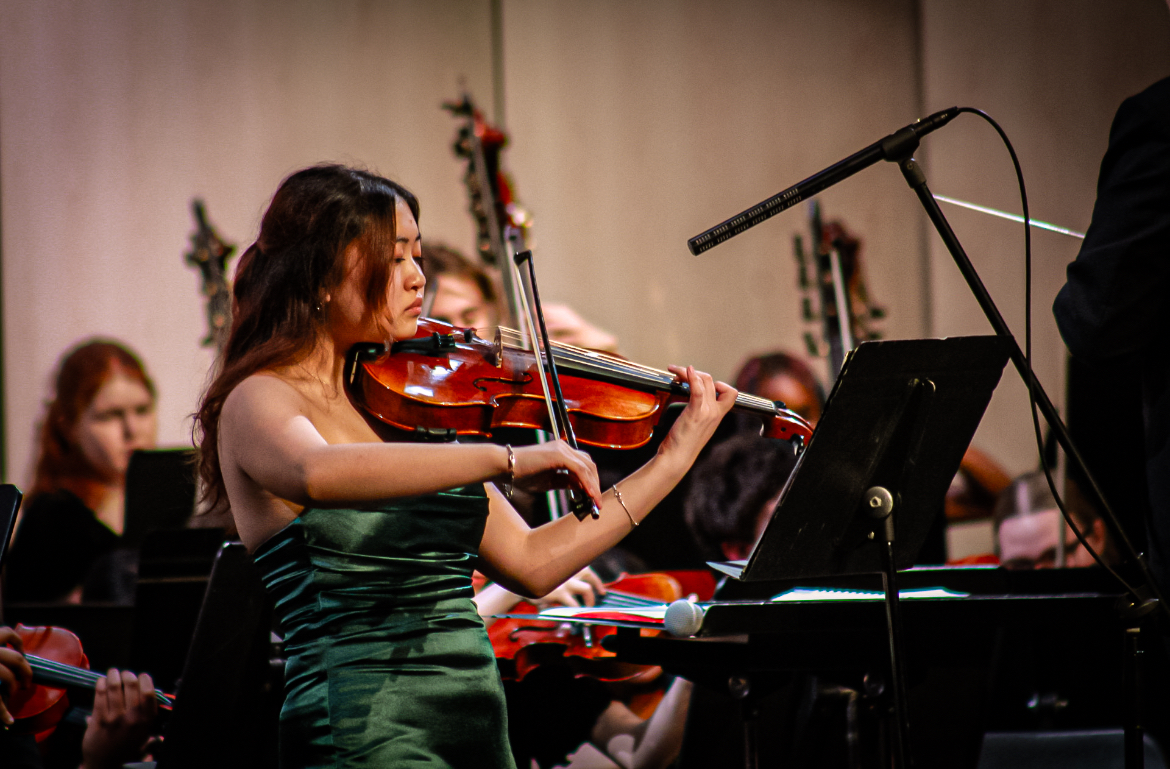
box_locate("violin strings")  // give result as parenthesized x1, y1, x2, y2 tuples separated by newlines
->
(31, 657, 128, 691)
(28, 654, 173, 707)
(28, 655, 102, 687)
(502, 327, 773, 403)
(600, 590, 667, 609)
(496, 327, 780, 416)
(498, 328, 722, 391)
(497, 328, 671, 380)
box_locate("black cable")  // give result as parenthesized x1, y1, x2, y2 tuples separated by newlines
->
(955, 107, 1144, 599)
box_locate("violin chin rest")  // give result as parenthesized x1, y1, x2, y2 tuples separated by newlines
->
(664, 599, 705, 638)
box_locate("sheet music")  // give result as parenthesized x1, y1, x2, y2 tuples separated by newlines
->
(770, 587, 968, 602)
(497, 586, 970, 627)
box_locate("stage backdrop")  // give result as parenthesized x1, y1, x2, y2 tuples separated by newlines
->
(2, 0, 1168, 491)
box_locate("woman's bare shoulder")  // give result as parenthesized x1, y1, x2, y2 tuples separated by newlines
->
(222, 371, 310, 423)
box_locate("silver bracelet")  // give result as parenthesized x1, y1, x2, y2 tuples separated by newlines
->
(612, 484, 637, 529)
(503, 444, 516, 499)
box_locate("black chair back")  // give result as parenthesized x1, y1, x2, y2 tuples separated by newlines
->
(0, 484, 24, 569)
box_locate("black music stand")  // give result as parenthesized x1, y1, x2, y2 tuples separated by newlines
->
(122, 449, 198, 549)
(0, 484, 23, 617)
(712, 335, 1009, 768)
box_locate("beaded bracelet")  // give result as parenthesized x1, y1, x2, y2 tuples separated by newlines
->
(503, 445, 516, 499)
(612, 483, 637, 529)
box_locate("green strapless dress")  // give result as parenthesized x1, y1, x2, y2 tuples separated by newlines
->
(252, 485, 516, 768)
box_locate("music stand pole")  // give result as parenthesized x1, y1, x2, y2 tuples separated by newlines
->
(865, 485, 911, 768)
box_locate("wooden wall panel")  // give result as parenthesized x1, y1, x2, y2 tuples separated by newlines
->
(3, 0, 1168, 488)
(0, 0, 493, 484)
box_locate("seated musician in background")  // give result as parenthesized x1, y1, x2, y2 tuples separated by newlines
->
(0, 626, 159, 769)
(684, 433, 797, 563)
(473, 572, 691, 769)
(732, 351, 824, 427)
(5, 341, 157, 604)
(422, 242, 499, 331)
(424, 241, 620, 353)
(994, 471, 1115, 570)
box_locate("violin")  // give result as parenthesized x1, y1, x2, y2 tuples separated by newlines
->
(489, 571, 717, 684)
(6, 625, 172, 741)
(349, 318, 813, 451)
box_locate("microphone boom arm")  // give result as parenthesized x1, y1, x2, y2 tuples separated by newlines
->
(688, 107, 958, 255)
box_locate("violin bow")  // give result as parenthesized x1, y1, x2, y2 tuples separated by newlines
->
(509, 247, 599, 521)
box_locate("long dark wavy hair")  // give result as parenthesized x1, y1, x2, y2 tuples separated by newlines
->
(193, 164, 419, 509)
(684, 434, 797, 560)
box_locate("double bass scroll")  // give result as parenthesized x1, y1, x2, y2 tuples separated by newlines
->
(444, 93, 530, 328)
(184, 199, 236, 353)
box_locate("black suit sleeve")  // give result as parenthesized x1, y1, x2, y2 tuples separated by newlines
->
(1054, 78, 1170, 362)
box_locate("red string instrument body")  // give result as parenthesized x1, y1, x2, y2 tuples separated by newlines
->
(488, 570, 717, 681)
(488, 571, 717, 718)
(7, 625, 88, 742)
(350, 318, 813, 449)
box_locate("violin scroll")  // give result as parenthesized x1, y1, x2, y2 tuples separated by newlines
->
(185, 199, 236, 352)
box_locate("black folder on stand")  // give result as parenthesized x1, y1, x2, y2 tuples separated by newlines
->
(712, 335, 1010, 583)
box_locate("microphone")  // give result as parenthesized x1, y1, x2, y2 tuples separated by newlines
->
(663, 598, 706, 637)
(688, 107, 960, 255)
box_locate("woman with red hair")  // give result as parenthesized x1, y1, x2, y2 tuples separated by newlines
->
(5, 340, 157, 603)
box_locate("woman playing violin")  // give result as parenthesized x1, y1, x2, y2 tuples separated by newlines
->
(193, 164, 736, 769)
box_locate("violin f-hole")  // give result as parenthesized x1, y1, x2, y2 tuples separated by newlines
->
(473, 372, 534, 392)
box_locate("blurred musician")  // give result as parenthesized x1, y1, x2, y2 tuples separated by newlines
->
(5, 341, 158, 604)
(423, 241, 620, 353)
(684, 433, 796, 563)
(993, 472, 1115, 570)
(732, 351, 824, 427)
(422, 242, 499, 331)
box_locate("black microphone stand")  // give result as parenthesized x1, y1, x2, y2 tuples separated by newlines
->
(891, 146, 1161, 604)
(689, 113, 1167, 768)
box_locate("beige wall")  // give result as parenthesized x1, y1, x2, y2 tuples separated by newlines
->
(2, 0, 1168, 486)
(921, 0, 1170, 474)
(0, 0, 494, 485)
(501, 0, 924, 381)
